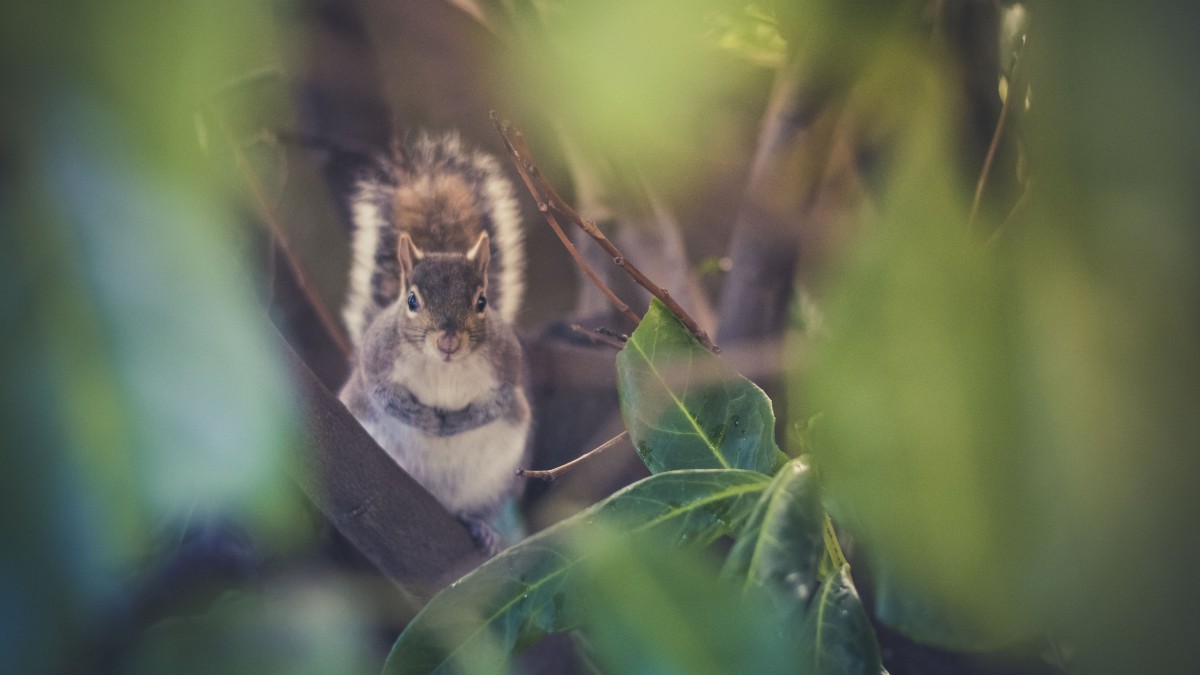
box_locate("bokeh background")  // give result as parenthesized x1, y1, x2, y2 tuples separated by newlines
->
(2, 1, 1197, 673)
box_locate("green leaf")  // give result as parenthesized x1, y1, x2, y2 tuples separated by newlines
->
(722, 457, 825, 617)
(872, 570, 999, 653)
(382, 470, 769, 675)
(576, 532, 796, 675)
(798, 565, 884, 675)
(616, 299, 788, 475)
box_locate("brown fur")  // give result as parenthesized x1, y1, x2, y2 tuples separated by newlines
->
(392, 172, 483, 252)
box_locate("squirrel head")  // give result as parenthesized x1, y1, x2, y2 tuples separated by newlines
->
(397, 231, 491, 363)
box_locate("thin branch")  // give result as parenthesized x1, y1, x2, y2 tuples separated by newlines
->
(968, 36, 1027, 229)
(569, 324, 626, 351)
(489, 114, 640, 326)
(491, 113, 720, 354)
(518, 431, 629, 482)
(214, 112, 353, 359)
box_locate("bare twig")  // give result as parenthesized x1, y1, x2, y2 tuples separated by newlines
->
(214, 112, 353, 359)
(491, 113, 720, 354)
(968, 36, 1027, 229)
(489, 114, 640, 326)
(594, 326, 629, 344)
(518, 430, 629, 482)
(569, 324, 626, 350)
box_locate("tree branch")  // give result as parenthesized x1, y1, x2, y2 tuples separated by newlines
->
(278, 328, 485, 602)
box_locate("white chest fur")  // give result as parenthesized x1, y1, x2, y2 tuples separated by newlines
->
(395, 350, 497, 410)
(363, 404, 529, 517)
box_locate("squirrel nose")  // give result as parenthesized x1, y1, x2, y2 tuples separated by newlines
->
(437, 332, 462, 356)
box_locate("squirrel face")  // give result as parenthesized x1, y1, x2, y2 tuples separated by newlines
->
(398, 232, 491, 363)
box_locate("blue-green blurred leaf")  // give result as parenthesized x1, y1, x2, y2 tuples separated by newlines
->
(122, 582, 374, 675)
(1, 2, 300, 672)
(617, 299, 788, 475)
(383, 470, 768, 675)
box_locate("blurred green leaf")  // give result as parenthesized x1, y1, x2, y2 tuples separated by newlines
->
(122, 582, 375, 675)
(705, 4, 787, 68)
(617, 299, 788, 475)
(799, 3, 1200, 670)
(800, 37, 1032, 649)
(722, 457, 825, 614)
(576, 531, 795, 675)
(383, 470, 769, 675)
(872, 571, 996, 654)
(506, 0, 742, 187)
(797, 565, 883, 675)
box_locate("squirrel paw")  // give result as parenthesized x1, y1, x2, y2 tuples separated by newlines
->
(462, 517, 501, 557)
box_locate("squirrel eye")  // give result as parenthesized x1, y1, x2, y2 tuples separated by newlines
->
(475, 293, 487, 313)
(406, 292, 419, 312)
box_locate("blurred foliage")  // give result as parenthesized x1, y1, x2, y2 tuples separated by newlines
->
(501, 0, 769, 188)
(797, 2, 1200, 674)
(0, 0, 374, 673)
(122, 581, 375, 675)
(2, 0, 1196, 673)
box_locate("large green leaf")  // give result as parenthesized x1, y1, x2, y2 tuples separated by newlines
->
(574, 532, 796, 675)
(722, 457, 825, 614)
(616, 299, 788, 475)
(798, 565, 884, 675)
(382, 470, 769, 675)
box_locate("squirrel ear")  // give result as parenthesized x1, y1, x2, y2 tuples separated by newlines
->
(397, 233, 423, 285)
(466, 231, 490, 277)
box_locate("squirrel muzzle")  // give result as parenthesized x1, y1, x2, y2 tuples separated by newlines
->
(436, 330, 465, 359)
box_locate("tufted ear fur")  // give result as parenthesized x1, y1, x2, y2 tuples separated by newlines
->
(397, 233, 424, 286)
(466, 231, 490, 281)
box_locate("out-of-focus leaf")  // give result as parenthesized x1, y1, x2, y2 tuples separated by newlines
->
(801, 38, 1031, 650)
(800, 3, 1200, 670)
(722, 457, 825, 615)
(0, 3, 299, 672)
(798, 565, 883, 675)
(706, 4, 787, 68)
(43, 104, 298, 540)
(122, 581, 375, 675)
(576, 531, 795, 675)
(506, 0, 742, 188)
(872, 571, 995, 654)
(617, 299, 788, 475)
(383, 470, 769, 675)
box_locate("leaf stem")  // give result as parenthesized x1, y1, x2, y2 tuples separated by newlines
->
(819, 513, 849, 580)
(968, 35, 1028, 229)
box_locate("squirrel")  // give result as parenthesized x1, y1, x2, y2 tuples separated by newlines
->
(337, 131, 531, 555)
